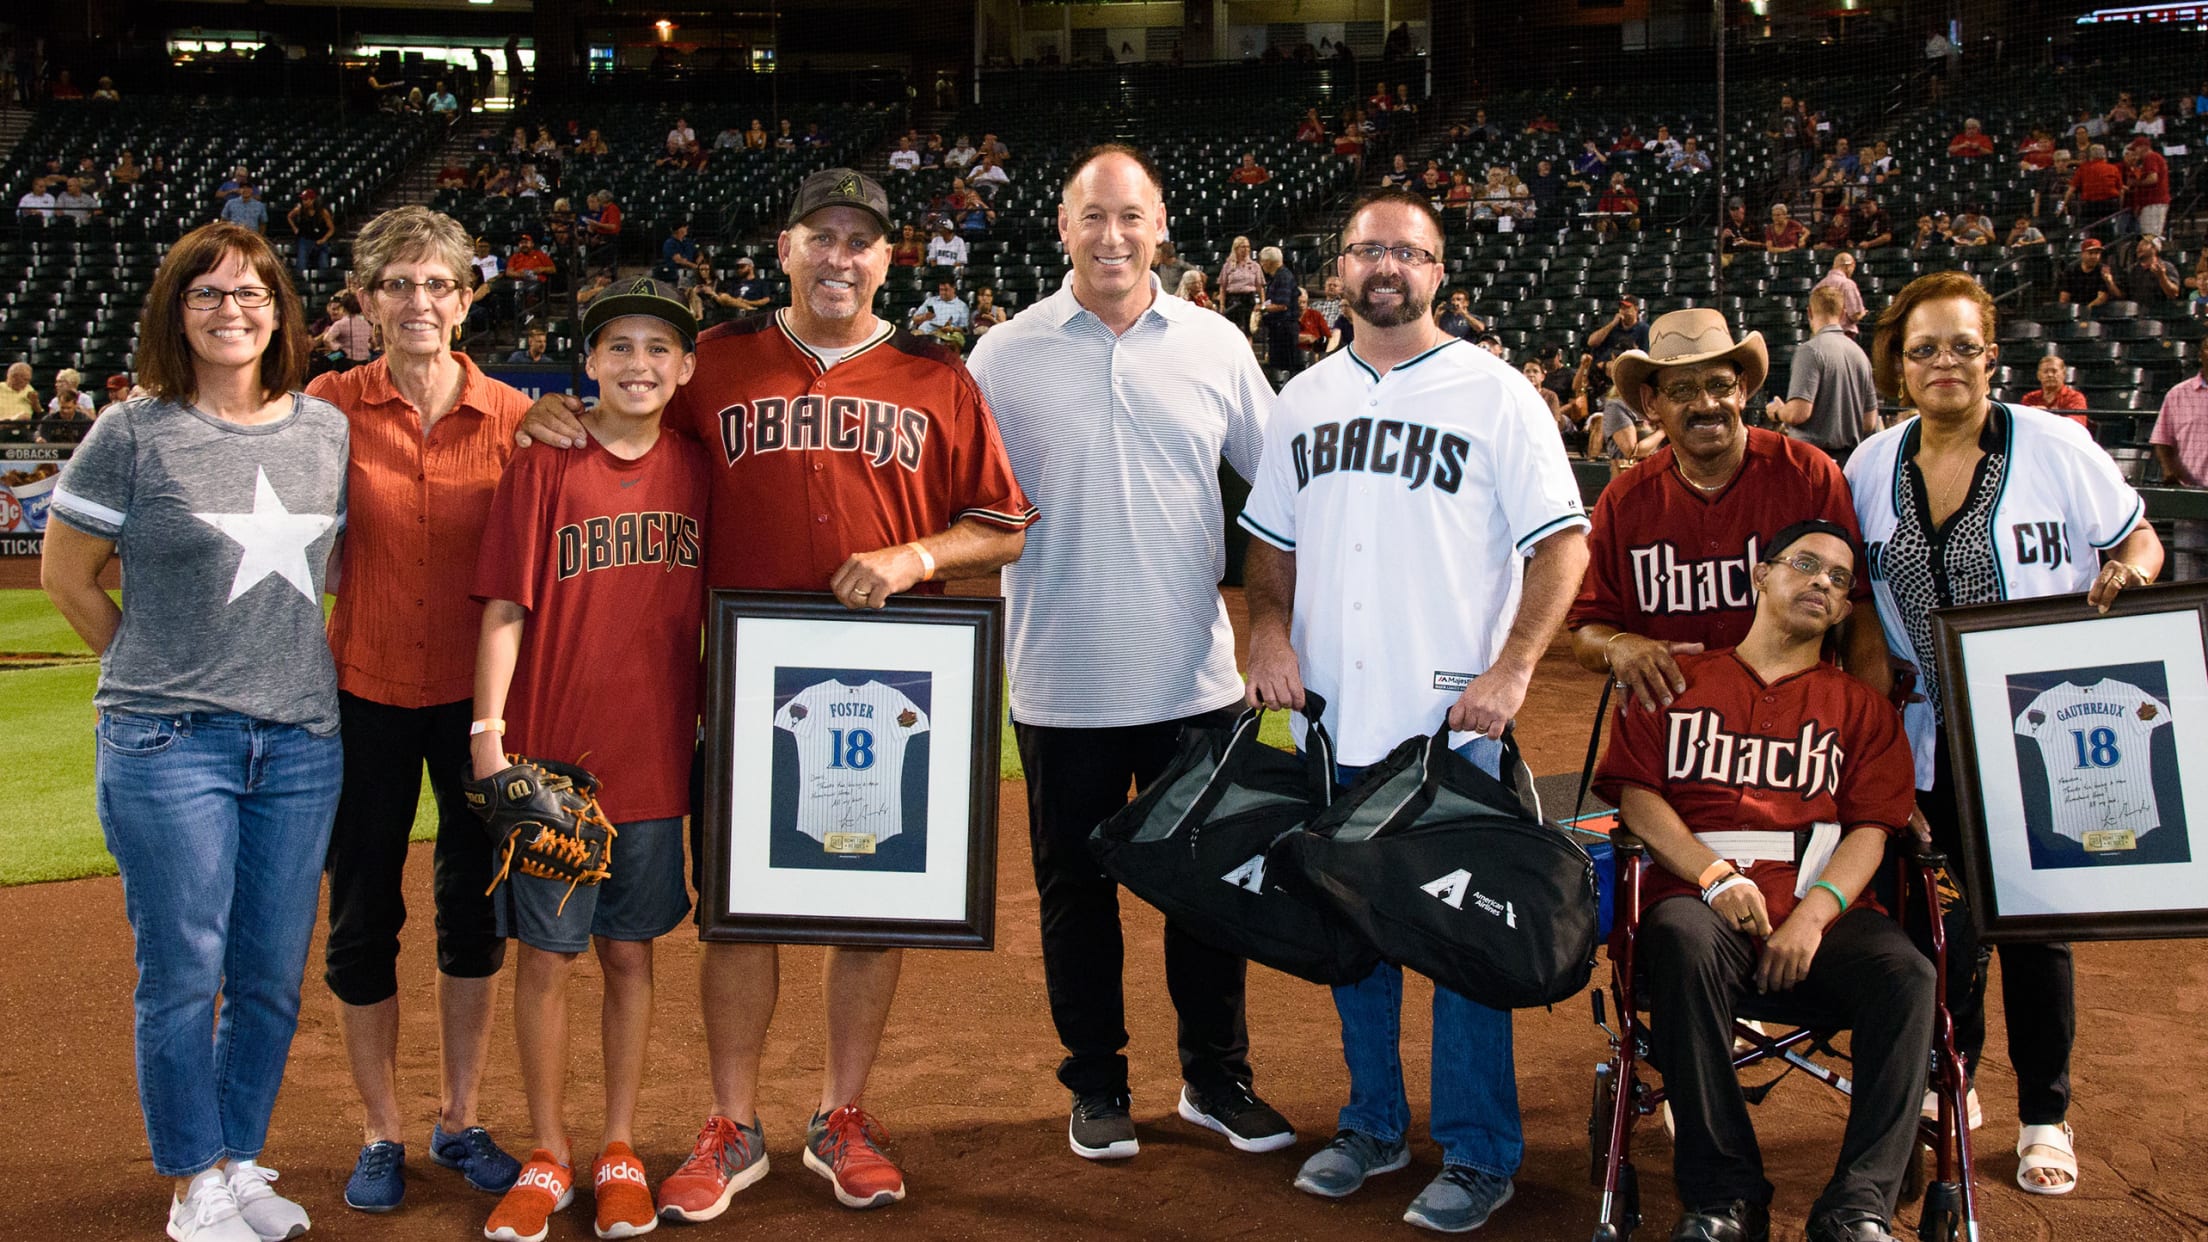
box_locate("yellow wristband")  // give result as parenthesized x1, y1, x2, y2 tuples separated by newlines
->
(907, 541, 936, 582)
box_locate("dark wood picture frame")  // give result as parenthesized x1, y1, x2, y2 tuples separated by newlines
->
(1932, 581, 2208, 944)
(699, 590, 1002, 949)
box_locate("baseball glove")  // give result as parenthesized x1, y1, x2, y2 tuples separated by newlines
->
(463, 756, 617, 916)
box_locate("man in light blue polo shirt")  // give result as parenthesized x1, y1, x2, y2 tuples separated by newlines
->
(969, 144, 1284, 1167)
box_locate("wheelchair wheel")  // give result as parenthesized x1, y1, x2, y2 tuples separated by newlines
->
(1918, 1180, 1962, 1242)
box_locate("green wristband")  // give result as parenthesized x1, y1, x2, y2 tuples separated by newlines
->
(1810, 880, 1849, 914)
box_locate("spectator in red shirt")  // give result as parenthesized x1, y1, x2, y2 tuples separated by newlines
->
(2017, 129, 2057, 171)
(583, 190, 623, 276)
(1764, 203, 1809, 253)
(506, 232, 557, 285)
(2064, 145, 2126, 231)
(2122, 138, 2171, 238)
(1226, 152, 1273, 187)
(1947, 118, 1996, 158)
(2020, 354, 2090, 428)
(1295, 108, 1326, 143)
(1595, 172, 1641, 238)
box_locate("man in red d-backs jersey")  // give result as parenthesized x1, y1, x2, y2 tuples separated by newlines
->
(1596, 519, 1929, 1242)
(520, 168, 1036, 1218)
(1568, 310, 1885, 713)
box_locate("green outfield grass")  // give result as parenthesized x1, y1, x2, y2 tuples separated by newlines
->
(1, 589, 1286, 885)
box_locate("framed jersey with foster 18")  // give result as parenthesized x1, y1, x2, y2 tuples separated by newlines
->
(1933, 581, 2208, 943)
(699, 590, 1003, 948)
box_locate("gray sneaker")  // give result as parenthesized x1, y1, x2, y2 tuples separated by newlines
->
(1069, 1092, 1138, 1160)
(1403, 1165, 1514, 1233)
(1292, 1129, 1411, 1199)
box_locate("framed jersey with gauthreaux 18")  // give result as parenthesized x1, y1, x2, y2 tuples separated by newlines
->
(1933, 581, 2208, 943)
(699, 590, 1003, 948)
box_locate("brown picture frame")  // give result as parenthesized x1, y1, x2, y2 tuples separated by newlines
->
(698, 589, 1002, 949)
(1932, 581, 2208, 944)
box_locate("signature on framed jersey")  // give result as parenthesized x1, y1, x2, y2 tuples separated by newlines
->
(1934, 581, 2208, 943)
(700, 591, 1003, 948)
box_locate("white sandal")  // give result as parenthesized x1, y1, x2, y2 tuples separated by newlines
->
(2016, 1122, 2078, 1196)
(1920, 1086, 1983, 1131)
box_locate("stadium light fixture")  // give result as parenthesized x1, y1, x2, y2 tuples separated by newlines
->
(656, 18, 675, 40)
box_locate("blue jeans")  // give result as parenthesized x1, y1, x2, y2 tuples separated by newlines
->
(95, 711, 342, 1176)
(295, 238, 329, 276)
(1330, 735, 1523, 1177)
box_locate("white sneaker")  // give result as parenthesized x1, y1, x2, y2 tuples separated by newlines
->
(227, 1161, 312, 1240)
(167, 1169, 260, 1242)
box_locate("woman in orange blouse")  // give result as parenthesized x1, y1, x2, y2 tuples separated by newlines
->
(305, 206, 534, 1210)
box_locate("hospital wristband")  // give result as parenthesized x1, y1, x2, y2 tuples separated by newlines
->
(907, 541, 937, 581)
(1810, 880, 1849, 914)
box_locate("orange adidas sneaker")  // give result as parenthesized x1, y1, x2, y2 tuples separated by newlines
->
(484, 1150, 573, 1242)
(591, 1142, 657, 1239)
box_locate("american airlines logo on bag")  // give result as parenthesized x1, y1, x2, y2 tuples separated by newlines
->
(1421, 869, 1517, 928)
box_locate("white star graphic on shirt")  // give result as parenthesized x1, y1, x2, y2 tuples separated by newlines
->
(194, 467, 335, 604)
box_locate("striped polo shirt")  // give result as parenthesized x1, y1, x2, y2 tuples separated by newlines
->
(970, 275, 1273, 728)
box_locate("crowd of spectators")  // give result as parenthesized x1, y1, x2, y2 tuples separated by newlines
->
(0, 362, 142, 442)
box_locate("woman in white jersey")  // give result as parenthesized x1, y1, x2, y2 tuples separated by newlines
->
(1844, 270, 2163, 1199)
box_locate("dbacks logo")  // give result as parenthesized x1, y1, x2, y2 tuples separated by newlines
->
(555, 512, 703, 580)
(1290, 416, 1472, 494)
(1664, 709, 1846, 799)
(1629, 534, 1761, 617)
(715, 397, 930, 471)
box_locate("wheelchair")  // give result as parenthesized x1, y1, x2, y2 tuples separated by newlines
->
(1586, 828, 1979, 1242)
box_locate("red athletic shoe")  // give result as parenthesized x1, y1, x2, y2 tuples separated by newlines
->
(803, 1105, 905, 1209)
(590, 1141, 657, 1239)
(654, 1115, 767, 1224)
(484, 1150, 573, 1242)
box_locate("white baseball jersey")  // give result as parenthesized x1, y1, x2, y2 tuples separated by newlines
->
(1847, 403, 2147, 788)
(2013, 678, 2172, 844)
(1239, 338, 1589, 765)
(776, 678, 931, 848)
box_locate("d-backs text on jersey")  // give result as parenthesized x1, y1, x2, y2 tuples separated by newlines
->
(1665, 708, 1846, 798)
(715, 396, 930, 471)
(1290, 417, 1471, 494)
(555, 512, 703, 580)
(1631, 534, 1762, 617)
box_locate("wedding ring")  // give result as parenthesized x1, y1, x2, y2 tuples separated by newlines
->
(856, 587, 871, 597)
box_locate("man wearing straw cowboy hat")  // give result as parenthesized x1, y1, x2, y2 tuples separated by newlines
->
(1567, 308, 1886, 710)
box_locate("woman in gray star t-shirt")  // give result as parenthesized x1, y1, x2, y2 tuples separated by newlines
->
(42, 222, 348, 1242)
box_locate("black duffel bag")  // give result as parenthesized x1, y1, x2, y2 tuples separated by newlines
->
(1088, 692, 1380, 987)
(1280, 724, 1599, 1009)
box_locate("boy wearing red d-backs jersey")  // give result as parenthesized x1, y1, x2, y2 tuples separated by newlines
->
(1595, 519, 1930, 1242)
(471, 279, 708, 1242)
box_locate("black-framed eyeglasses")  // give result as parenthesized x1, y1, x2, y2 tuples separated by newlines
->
(1340, 242, 1440, 268)
(1770, 551, 1855, 592)
(1657, 375, 1742, 403)
(372, 276, 465, 300)
(181, 285, 275, 311)
(1901, 340, 1988, 363)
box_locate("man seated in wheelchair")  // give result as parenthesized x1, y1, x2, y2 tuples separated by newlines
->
(1594, 519, 1934, 1242)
